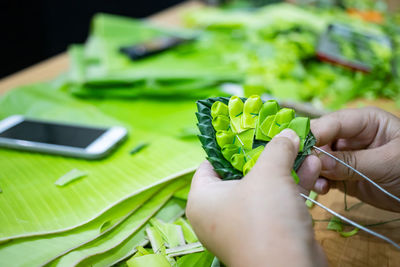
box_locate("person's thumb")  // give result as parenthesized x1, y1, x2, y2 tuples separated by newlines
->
(248, 129, 300, 180)
(318, 141, 400, 183)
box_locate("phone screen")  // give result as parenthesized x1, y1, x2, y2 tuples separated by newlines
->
(0, 120, 106, 148)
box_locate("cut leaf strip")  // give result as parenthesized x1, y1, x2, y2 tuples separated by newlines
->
(55, 169, 88, 187)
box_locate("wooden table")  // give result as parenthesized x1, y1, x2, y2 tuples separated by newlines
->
(1, 1, 399, 265)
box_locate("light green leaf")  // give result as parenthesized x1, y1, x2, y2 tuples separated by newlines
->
(146, 227, 165, 254)
(0, 84, 203, 241)
(53, 179, 187, 267)
(176, 251, 214, 267)
(126, 254, 171, 267)
(174, 218, 198, 244)
(166, 242, 204, 257)
(327, 216, 343, 232)
(75, 198, 186, 267)
(54, 169, 88, 187)
(173, 184, 191, 201)
(150, 218, 186, 248)
(0, 183, 164, 267)
(305, 190, 318, 208)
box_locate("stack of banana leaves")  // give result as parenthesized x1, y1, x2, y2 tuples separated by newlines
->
(0, 81, 222, 266)
(66, 13, 242, 100)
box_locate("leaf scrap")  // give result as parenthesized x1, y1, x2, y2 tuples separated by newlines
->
(130, 142, 150, 155)
(305, 190, 318, 208)
(55, 169, 88, 187)
(327, 216, 359, 238)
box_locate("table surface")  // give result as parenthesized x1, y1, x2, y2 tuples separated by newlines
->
(1, 1, 399, 265)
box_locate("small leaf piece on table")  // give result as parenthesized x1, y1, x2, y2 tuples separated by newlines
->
(55, 169, 88, 187)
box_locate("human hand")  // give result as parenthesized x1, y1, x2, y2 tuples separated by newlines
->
(311, 107, 400, 212)
(186, 129, 327, 267)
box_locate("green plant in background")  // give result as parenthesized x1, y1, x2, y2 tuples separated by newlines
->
(184, 3, 400, 109)
(196, 96, 316, 181)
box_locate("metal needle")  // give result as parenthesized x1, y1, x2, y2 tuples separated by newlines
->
(300, 193, 400, 250)
(313, 146, 400, 204)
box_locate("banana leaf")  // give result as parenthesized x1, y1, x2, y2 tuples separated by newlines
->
(0, 173, 192, 267)
(50, 178, 187, 267)
(0, 84, 203, 241)
(76, 198, 187, 267)
(66, 14, 242, 99)
(0, 182, 163, 267)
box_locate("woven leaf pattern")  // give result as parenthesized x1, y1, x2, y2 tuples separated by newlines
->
(196, 97, 316, 180)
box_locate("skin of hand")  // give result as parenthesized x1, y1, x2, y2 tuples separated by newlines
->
(186, 129, 327, 267)
(311, 107, 400, 212)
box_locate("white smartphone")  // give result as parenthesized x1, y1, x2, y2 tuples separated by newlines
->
(0, 115, 128, 159)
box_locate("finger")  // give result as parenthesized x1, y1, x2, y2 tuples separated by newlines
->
(314, 178, 330, 194)
(191, 160, 222, 189)
(297, 155, 321, 191)
(311, 108, 379, 147)
(317, 140, 400, 183)
(249, 129, 299, 179)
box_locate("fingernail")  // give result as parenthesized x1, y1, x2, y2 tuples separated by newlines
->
(318, 153, 336, 170)
(276, 129, 300, 144)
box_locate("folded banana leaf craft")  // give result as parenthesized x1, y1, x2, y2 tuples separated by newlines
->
(196, 96, 316, 181)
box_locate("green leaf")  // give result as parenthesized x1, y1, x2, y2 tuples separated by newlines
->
(174, 218, 198, 244)
(176, 251, 214, 267)
(0, 182, 164, 267)
(146, 227, 166, 255)
(150, 218, 186, 249)
(126, 254, 171, 267)
(196, 97, 316, 180)
(340, 228, 359, 238)
(129, 142, 150, 155)
(166, 242, 204, 257)
(54, 169, 88, 187)
(327, 216, 343, 232)
(305, 190, 318, 208)
(52, 179, 187, 267)
(173, 184, 191, 201)
(76, 198, 186, 267)
(0, 84, 203, 241)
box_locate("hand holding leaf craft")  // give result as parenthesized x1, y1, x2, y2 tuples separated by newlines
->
(187, 130, 327, 267)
